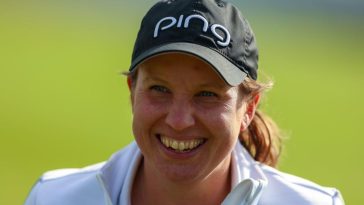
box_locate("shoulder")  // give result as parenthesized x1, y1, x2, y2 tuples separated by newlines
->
(34, 142, 138, 184)
(40, 161, 105, 181)
(24, 161, 108, 205)
(24, 142, 140, 205)
(259, 164, 345, 205)
(232, 143, 345, 205)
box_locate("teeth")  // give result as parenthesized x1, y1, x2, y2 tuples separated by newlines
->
(178, 142, 184, 150)
(189, 141, 195, 149)
(160, 136, 203, 152)
(172, 141, 178, 149)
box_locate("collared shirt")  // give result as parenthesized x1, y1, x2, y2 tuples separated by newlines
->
(24, 141, 345, 205)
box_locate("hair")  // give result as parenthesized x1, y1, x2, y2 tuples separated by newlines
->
(239, 78, 283, 167)
(124, 70, 283, 167)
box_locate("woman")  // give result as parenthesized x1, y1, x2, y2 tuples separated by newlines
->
(25, 0, 344, 204)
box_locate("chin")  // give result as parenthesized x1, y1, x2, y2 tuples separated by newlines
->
(156, 161, 206, 183)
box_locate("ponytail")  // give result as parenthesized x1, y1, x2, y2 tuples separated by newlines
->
(239, 79, 283, 167)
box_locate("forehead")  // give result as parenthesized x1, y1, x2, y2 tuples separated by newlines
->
(137, 52, 227, 85)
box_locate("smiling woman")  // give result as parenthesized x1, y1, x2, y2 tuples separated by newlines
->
(132, 53, 243, 182)
(24, 0, 345, 205)
(129, 54, 241, 204)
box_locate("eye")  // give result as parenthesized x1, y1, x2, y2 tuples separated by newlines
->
(150, 85, 169, 93)
(197, 91, 217, 97)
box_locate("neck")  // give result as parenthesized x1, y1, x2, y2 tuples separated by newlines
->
(132, 156, 232, 205)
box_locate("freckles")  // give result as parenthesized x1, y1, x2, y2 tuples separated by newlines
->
(199, 110, 228, 130)
(134, 92, 163, 113)
(134, 98, 168, 125)
(218, 110, 241, 135)
(143, 101, 167, 115)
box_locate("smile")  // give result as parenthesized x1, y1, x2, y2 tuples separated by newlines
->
(159, 135, 205, 152)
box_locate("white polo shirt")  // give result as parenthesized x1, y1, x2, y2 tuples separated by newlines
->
(24, 141, 344, 205)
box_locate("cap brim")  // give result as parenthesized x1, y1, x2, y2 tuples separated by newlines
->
(129, 42, 247, 86)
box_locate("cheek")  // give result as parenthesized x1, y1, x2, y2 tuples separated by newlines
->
(203, 111, 240, 167)
(131, 94, 167, 136)
(203, 103, 244, 134)
(220, 112, 242, 140)
(197, 108, 242, 151)
(131, 98, 160, 155)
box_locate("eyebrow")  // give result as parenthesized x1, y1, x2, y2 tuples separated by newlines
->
(141, 74, 170, 85)
(197, 82, 227, 90)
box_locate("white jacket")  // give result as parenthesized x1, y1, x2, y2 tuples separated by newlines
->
(24, 142, 344, 205)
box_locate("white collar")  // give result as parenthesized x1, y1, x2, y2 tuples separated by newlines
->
(231, 141, 268, 188)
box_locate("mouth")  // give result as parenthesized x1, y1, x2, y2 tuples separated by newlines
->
(157, 134, 205, 153)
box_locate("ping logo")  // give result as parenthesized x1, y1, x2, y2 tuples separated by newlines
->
(154, 14, 231, 47)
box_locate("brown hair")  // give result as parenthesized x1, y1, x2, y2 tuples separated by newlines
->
(125, 71, 283, 167)
(239, 78, 283, 167)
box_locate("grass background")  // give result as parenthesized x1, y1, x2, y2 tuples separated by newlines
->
(0, 0, 363, 204)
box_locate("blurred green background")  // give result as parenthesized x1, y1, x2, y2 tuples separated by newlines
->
(0, 0, 363, 204)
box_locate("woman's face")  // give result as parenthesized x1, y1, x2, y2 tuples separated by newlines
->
(130, 53, 253, 183)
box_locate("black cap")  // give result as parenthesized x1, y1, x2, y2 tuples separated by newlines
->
(129, 0, 258, 86)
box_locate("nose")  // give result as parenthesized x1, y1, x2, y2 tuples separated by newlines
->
(165, 98, 195, 131)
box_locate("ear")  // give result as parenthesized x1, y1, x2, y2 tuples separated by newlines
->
(127, 75, 133, 91)
(241, 94, 260, 131)
(127, 76, 135, 112)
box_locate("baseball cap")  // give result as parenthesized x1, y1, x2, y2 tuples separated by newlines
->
(129, 0, 259, 86)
